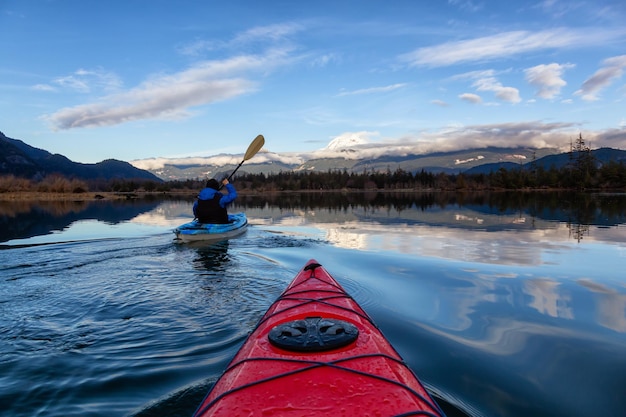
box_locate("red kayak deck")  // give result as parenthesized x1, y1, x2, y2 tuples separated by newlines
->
(193, 259, 444, 417)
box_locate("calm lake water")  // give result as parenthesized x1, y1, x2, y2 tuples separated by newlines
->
(1, 192, 625, 417)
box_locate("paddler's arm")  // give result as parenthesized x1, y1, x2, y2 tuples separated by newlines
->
(219, 179, 237, 207)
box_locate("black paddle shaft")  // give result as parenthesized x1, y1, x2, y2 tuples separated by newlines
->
(218, 134, 264, 190)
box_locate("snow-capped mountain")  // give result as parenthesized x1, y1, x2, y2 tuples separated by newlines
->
(324, 133, 369, 151)
(130, 144, 560, 181)
(128, 130, 626, 181)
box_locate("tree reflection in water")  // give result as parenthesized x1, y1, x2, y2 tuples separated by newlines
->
(2, 191, 625, 244)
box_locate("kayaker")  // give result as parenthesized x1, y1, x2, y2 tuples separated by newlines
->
(193, 178, 237, 224)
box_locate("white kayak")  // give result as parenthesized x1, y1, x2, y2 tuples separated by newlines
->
(173, 213, 248, 243)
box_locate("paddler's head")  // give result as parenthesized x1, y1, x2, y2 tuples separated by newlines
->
(206, 179, 220, 190)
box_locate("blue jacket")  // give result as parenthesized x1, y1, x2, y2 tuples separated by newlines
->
(193, 183, 237, 219)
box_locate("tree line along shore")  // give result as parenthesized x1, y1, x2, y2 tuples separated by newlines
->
(1, 152, 626, 200)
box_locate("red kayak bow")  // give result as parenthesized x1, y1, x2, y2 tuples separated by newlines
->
(193, 259, 445, 417)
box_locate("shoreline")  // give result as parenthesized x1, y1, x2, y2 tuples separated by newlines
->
(0, 191, 194, 201)
(2, 187, 624, 201)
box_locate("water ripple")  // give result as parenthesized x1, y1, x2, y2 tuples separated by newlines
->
(1, 216, 624, 417)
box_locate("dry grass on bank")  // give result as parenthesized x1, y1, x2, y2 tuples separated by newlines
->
(0, 191, 200, 201)
(0, 191, 128, 201)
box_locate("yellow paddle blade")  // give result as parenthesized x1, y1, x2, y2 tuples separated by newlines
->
(244, 134, 265, 161)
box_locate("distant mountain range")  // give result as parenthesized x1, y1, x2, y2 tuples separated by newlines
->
(2, 130, 626, 182)
(463, 147, 626, 175)
(0, 131, 161, 182)
(130, 147, 558, 180)
(130, 145, 626, 181)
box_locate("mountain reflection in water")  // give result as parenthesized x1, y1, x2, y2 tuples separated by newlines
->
(2, 191, 626, 250)
(0, 198, 162, 243)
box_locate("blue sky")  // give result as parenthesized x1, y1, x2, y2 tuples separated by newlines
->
(1, 0, 625, 166)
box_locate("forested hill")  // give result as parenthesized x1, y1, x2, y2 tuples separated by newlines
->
(0, 131, 161, 182)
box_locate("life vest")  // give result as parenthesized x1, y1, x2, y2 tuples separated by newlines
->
(196, 194, 228, 224)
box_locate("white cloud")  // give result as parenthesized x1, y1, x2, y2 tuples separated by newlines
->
(311, 53, 341, 67)
(593, 127, 626, 148)
(131, 151, 303, 171)
(45, 78, 254, 129)
(53, 74, 91, 93)
(312, 123, 584, 159)
(525, 63, 575, 99)
(31, 84, 56, 92)
(448, 0, 484, 13)
(336, 83, 407, 97)
(131, 123, 626, 171)
(42, 23, 304, 130)
(453, 70, 520, 103)
(535, 0, 584, 18)
(231, 23, 302, 45)
(304, 122, 596, 158)
(431, 99, 449, 107)
(406, 121, 578, 153)
(52, 68, 122, 93)
(452, 69, 497, 80)
(576, 55, 626, 101)
(179, 23, 302, 56)
(43, 49, 292, 130)
(459, 93, 482, 104)
(472, 77, 521, 103)
(400, 28, 617, 67)
(178, 40, 221, 56)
